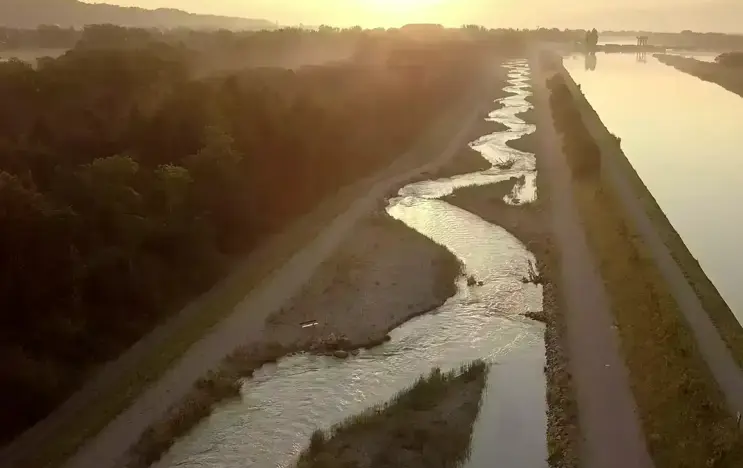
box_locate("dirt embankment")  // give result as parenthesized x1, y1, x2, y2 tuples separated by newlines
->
(655, 54, 743, 98)
(266, 213, 462, 350)
(295, 361, 489, 468)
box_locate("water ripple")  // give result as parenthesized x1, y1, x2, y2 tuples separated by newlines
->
(156, 59, 546, 468)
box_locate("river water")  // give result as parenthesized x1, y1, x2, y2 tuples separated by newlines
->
(154, 60, 547, 468)
(564, 52, 743, 323)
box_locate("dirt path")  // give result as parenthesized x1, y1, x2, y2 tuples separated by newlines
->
(53, 66, 504, 468)
(529, 53, 654, 468)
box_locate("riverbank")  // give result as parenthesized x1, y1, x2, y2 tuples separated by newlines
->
(652, 55, 743, 367)
(440, 101, 579, 467)
(265, 214, 461, 348)
(127, 213, 463, 468)
(547, 63, 743, 467)
(295, 361, 488, 468)
(599, 44, 667, 53)
(655, 54, 743, 98)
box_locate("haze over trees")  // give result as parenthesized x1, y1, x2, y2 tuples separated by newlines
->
(0, 25, 516, 444)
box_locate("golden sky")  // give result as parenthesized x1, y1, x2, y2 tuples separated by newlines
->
(84, 0, 742, 32)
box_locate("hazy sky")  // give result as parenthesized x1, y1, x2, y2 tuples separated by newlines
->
(84, 0, 743, 32)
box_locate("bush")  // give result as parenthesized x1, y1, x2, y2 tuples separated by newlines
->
(547, 74, 601, 178)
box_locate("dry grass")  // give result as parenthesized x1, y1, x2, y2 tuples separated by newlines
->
(296, 361, 489, 468)
(126, 342, 291, 468)
(549, 72, 743, 468)
(538, 245, 580, 468)
(127, 369, 241, 468)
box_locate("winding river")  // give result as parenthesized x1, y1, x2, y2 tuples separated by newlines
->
(154, 60, 547, 468)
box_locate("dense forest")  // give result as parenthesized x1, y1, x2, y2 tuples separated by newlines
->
(0, 25, 518, 443)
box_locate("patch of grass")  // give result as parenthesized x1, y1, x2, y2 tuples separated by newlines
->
(549, 71, 743, 467)
(126, 342, 291, 468)
(127, 369, 241, 468)
(296, 361, 489, 468)
(539, 247, 580, 468)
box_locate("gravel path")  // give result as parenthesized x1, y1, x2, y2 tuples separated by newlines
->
(530, 52, 654, 468)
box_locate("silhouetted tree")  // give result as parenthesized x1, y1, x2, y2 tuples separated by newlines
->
(586, 28, 599, 50)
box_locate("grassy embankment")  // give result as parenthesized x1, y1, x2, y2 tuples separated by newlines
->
(19, 65, 498, 468)
(653, 55, 743, 367)
(656, 54, 743, 99)
(127, 342, 291, 468)
(547, 68, 743, 467)
(439, 99, 580, 468)
(295, 361, 488, 468)
(582, 54, 743, 373)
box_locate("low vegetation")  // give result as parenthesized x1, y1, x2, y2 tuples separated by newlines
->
(716, 52, 743, 68)
(128, 369, 241, 468)
(548, 71, 743, 467)
(127, 342, 291, 468)
(656, 54, 743, 98)
(295, 360, 489, 468)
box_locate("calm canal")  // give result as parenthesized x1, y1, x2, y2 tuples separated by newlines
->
(565, 52, 743, 323)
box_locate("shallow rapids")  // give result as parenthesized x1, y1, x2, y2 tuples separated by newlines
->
(155, 59, 547, 468)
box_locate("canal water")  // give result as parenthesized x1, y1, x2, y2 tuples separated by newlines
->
(152, 60, 547, 468)
(564, 52, 743, 323)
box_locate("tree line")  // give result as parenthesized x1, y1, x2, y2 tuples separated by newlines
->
(0, 27, 504, 443)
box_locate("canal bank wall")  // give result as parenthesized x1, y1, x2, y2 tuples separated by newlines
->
(551, 57, 743, 415)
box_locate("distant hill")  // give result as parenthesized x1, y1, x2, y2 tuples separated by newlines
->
(0, 0, 276, 30)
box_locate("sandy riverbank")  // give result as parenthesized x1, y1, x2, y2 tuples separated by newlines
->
(266, 214, 461, 350)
